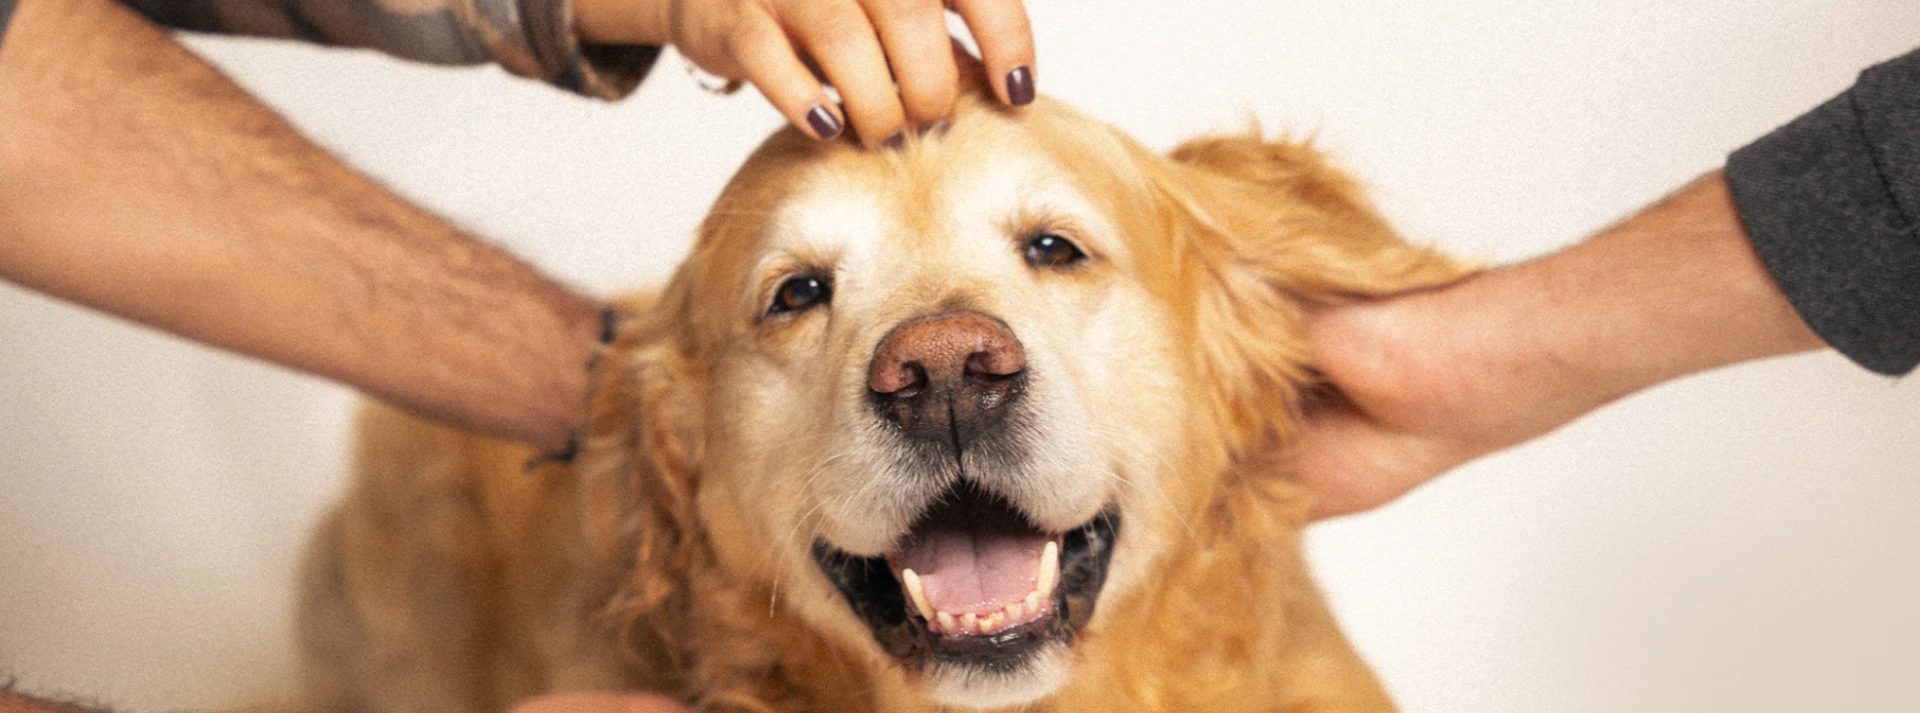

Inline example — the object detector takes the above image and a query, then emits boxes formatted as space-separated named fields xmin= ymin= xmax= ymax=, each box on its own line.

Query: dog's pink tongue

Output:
xmin=896 ymin=527 xmax=1047 ymax=615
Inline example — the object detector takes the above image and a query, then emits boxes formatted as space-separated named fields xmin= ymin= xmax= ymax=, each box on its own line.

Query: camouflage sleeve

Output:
xmin=119 ymin=0 xmax=658 ymax=100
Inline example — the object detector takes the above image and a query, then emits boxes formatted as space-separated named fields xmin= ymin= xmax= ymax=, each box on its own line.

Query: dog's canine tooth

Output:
xmin=1038 ymin=540 xmax=1060 ymax=598
xmin=902 ymin=568 xmax=936 ymax=622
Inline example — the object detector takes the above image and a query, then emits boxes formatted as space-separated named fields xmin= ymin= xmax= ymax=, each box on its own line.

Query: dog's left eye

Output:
xmin=768 ymin=275 xmax=833 ymax=315
xmin=1023 ymin=233 xmax=1087 ymax=268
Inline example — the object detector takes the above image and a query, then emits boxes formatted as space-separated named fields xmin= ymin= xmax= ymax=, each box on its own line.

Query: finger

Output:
xmin=729 ymin=8 xmax=847 ymax=140
xmin=786 ymin=0 xmax=909 ymax=146
xmin=947 ymin=0 xmax=1035 ymax=106
xmin=949 ymin=36 xmax=987 ymax=88
xmin=863 ymin=0 xmax=959 ymax=127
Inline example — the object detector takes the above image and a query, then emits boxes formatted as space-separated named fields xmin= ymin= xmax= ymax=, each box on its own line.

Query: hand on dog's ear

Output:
xmin=1160 ymin=133 xmax=1475 ymax=492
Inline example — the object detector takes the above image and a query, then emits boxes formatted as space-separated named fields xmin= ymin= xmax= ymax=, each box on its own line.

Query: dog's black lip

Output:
xmin=811 ymin=503 xmax=1121 ymax=669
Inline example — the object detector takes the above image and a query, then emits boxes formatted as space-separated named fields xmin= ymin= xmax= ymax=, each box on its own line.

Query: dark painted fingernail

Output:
xmin=880 ymin=132 xmax=908 ymax=150
xmin=1005 ymin=66 xmax=1035 ymax=106
xmin=806 ymin=104 xmax=843 ymax=140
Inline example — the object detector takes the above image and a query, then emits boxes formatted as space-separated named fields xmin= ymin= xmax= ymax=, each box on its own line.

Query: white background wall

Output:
xmin=4 ymin=1 xmax=1918 ymax=711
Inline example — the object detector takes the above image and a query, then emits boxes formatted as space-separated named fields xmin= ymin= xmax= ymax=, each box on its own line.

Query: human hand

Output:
xmin=574 ymin=0 xmax=1035 ymax=145
xmin=1290 ymin=173 xmax=1824 ymax=520
xmin=510 ymin=692 xmax=694 ymax=713
xmin=1290 ymin=283 xmax=1581 ymax=520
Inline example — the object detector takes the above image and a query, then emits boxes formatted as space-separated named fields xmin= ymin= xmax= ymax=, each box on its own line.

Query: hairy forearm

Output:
xmin=1473 ymin=172 xmax=1824 ymax=430
xmin=0 ymin=0 xmax=598 ymax=450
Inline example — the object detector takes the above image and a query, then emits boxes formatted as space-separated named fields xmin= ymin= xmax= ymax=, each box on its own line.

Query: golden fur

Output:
xmin=297 ymin=93 xmax=1469 ymax=713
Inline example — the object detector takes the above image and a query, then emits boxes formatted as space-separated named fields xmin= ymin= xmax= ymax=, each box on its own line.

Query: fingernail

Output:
xmin=1005 ymin=66 xmax=1035 ymax=106
xmin=806 ymin=104 xmax=843 ymax=140
xmin=880 ymin=132 xmax=907 ymax=150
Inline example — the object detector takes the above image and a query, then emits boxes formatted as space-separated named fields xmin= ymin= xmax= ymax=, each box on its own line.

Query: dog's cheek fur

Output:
xmin=581 ymin=291 xmax=889 ymax=712
xmin=1039 ymin=132 xmax=1477 ymax=710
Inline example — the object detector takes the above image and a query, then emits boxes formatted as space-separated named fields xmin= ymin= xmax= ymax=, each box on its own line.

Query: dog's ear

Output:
xmin=574 ymin=285 xmax=707 ymax=624
xmin=1157 ymin=132 xmax=1473 ymax=456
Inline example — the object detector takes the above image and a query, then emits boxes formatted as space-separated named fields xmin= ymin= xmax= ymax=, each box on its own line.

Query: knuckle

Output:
xmin=867 ymin=0 xmax=938 ymax=21
xmin=897 ymin=76 xmax=956 ymax=122
xmin=725 ymin=22 xmax=776 ymax=63
xmin=804 ymin=3 xmax=873 ymax=43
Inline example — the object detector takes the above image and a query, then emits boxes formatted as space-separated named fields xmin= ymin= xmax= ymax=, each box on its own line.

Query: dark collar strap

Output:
xmin=600 ymin=304 xmax=619 ymax=345
xmin=524 ymin=304 xmax=621 ymax=470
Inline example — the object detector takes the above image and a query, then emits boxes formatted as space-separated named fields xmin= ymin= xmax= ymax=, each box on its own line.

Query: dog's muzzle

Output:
xmin=812 ymin=310 xmax=1120 ymax=672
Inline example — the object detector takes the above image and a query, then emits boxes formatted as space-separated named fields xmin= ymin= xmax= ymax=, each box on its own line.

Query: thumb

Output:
xmin=1291 ymin=403 xmax=1483 ymax=520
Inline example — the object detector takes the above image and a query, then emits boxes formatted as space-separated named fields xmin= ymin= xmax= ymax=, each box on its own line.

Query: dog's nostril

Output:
xmin=873 ymin=360 xmax=928 ymax=398
xmin=965 ymin=350 xmax=1025 ymax=380
xmin=886 ymin=363 xmax=928 ymax=399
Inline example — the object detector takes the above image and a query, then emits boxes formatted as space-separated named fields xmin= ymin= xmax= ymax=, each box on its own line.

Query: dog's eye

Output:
xmin=1023 ymin=233 xmax=1087 ymax=268
xmin=769 ymin=275 xmax=832 ymax=315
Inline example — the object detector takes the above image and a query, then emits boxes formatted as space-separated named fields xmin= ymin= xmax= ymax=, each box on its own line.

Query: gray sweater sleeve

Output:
xmin=1726 ymin=48 xmax=1920 ymax=376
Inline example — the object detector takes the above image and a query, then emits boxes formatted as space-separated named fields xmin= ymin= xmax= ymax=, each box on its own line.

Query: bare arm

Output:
xmin=1295 ymin=172 xmax=1826 ymax=519
xmin=0 ymin=0 xmax=602 ymax=451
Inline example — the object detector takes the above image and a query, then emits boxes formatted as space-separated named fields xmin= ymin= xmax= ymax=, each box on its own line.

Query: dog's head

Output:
xmin=580 ymin=93 xmax=1465 ymax=709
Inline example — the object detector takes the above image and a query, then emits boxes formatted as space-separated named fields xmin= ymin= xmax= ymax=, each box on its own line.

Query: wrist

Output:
xmin=574 ymin=0 xmax=670 ymax=46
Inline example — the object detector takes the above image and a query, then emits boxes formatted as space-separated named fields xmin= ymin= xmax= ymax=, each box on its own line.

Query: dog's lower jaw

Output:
xmin=923 ymin=642 xmax=1071 ymax=709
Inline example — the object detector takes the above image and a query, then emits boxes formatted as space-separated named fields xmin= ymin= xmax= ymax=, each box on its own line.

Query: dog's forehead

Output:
xmin=760 ymin=116 xmax=1135 ymax=261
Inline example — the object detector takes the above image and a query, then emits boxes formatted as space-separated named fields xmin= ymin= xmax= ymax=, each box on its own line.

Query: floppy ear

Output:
xmin=1159 ymin=131 xmax=1473 ymax=458
xmin=573 ymin=284 xmax=708 ymax=628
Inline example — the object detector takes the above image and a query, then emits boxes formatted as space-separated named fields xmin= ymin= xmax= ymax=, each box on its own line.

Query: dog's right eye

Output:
xmin=1023 ymin=233 xmax=1088 ymax=269
xmin=768 ymin=275 xmax=833 ymax=316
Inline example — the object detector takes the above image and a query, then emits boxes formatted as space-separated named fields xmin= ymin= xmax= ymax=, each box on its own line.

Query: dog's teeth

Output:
xmin=1038 ymin=540 xmax=1060 ymax=598
xmin=1003 ymin=600 xmax=1023 ymax=618
xmin=1023 ymin=590 xmax=1042 ymax=616
xmin=960 ymin=612 xmax=978 ymax=634
xmin=982 ymin=611 xmax=1004 ymax=633
xmin=936 ymin=611 xmax=956 ymax=633
xmin=901 ymin=568 xmax=936 ymax=622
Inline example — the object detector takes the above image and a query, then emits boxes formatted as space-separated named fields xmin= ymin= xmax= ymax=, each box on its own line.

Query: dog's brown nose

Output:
xmin=868 ymin=311 xmax=1027 ymax=444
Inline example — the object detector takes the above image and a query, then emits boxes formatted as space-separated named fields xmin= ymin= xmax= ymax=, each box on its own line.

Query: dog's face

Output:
xmin=597 ymin=93 xmax=1465 ymax=709
xmin=696 ymin=98 xmax=1188 ymax=708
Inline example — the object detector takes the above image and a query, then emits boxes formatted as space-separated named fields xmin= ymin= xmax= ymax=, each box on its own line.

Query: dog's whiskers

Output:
xmin=766 ymin=442 xmax=874 ymax=613
xmin=1082 ymin=421 xmax=1198 ymax=540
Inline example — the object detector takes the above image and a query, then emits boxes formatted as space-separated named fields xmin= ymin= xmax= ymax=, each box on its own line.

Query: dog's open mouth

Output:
xmin=811 ymin=482 xmax=1119 ymax=669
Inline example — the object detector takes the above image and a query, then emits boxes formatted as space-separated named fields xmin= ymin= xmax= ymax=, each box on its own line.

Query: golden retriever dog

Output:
xmin=296 ymin=91 xmax=1468 ymax=713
